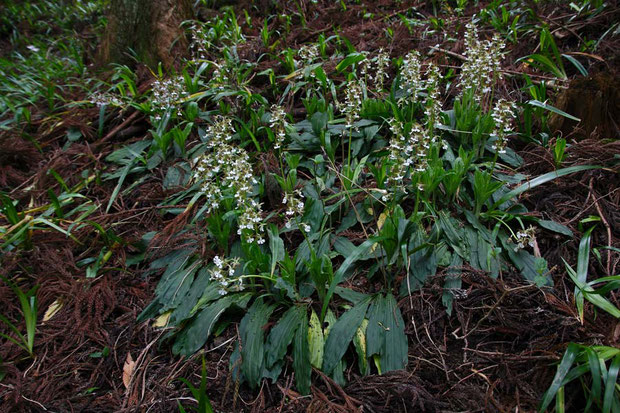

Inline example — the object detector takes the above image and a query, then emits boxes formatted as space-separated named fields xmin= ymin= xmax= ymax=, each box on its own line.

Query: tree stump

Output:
xmin=99 ymin=0 xmax=193 ymax=69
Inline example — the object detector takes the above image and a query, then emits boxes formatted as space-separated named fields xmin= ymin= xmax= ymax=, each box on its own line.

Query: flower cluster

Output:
xmin=424 ymin=63 xmax=443 ymax=128
xmin=387 ymin=121 xmax=437 ymax=192
xmin=514 ymin=226 xmax=537 ymax=251
xmin=298 ymin=44 xmax=319 ymax=64
xmin=209 ymin=255 xmax=243 ymax=295
xmin=358 ymin=49 xmax=390 ymax=91
xmin=89 ymin=92 xmax=123 ymax=108
xmin=458 ymin=22 xmax=505 ymax=102
xmin=295 ymin=44 xmax=319 ymax=80
xmin=151 ymin=76 xmax=188 ymax=120
xmin=398 ymin=51 xmax=423 ymax=105
xmin=209 ymin=61 xmax=231 ymax=91
xmin=189 ymin=23 xmax=212 ymax=61
xmin=358 ymin=51 xmax=372 ymax=80
xmin=374 ymin=49 xmax=390 ymax=90
xmin=490 ymin=99 xmax=516 ymax=154
xmin=193 ymin=116 xmax=265 ymax=244
xmin=282 ymin=189 xmax=309 ymax=232
xmin=338 ymin=79 xmax=364 ymax=131
xmin=269 ymin=105 xmax=288 ymax=149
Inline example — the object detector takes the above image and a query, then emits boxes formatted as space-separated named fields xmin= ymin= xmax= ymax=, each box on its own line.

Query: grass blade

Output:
xmin=493 ymin=165 xmax=600 ymax=210
xmin=539 ymin=343 xmax=579 ymax=412
xmin=603 ymin=354 xmax=620 ymax=413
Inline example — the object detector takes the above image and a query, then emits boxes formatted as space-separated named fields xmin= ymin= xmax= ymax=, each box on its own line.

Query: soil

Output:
xmin=1 ymin=1 xmax=619 ymax=412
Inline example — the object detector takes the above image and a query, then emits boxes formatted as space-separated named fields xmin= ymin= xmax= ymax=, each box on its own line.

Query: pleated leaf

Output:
xmin=265 ymin=306 xmax=304 ymax=368
xmin=366 ymin=293 xmax=408 ymax=372
xmin=240 ymin=298 xmax=276 ymax=389
xmin=293 ymin=310 xmax=311 ymax=395
xmin=322 ymin=298 xmax=371 ymax=375
xmin=172 ymin=293 xmax=250 ymax=356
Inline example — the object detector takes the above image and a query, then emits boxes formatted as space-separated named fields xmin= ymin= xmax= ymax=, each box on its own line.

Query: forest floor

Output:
xmin=1 ymin=1 xmax=619 ymax=412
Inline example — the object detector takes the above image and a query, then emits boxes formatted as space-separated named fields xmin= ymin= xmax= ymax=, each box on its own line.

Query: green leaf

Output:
xmin=352 ymin=318 xmax=370 ymax=375
xmin=576 ymin=226 xmax=594 ymax=323
xmin=322 ymin=297 xmax=371 ymax=375
xmin=365 ymin=293 xmax=408 ymax=372
xmin=585 ymin=347 xmax=602 ymax=408
xmin=538 ymin=219 xmax=573 ymax=237
xmin=493 ymin=165 xmax=600 ymax=211
xmin=106 ymin=161 xmax=133 ymax=213
xmin=239 ymin=298 xmax=276 ymax=389
xmin=321 ymin=237 xmax=381 ymax=320
xmin=293 ymin=310 xmax=311 ymax=395
xmin=562 ymin=54 xmax=588 ymax=77
xmin=336 ymin=53 xmax=365 ymax=72
xmin=268 ymin=225 xmax=285 ymax=277
xmin=566 ymin=264 xmax=620 ymax=319
xmin=265 ymin=306 xmax=303 ymax=368
xmin=173 ymin=294 xmax=249 ymax=355
xmin=602 ymin=354 xmax=620 ymax=413
xmin=539 ymin=343 xmax=580 ymax=412
xmin=334 ymin=286 xmax=369 ymax=304
xmin=527 ymin=100 xmax=580 ymax=121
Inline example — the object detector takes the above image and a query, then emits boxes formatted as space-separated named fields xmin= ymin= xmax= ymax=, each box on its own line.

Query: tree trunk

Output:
xmin=99 ymin=0 xmax=193 ymax=69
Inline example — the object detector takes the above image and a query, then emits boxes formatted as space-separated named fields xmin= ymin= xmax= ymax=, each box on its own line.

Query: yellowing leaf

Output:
xmin=370 ymin=211 xmax=388 ymax=252
xmin=122 ymin=352 xmax=135 ymax=389
xmin=376 ymin=211 xmax=388 ymax=230
xmin=152 ymin=311 xmax=171 ymax=328
xmin=308 ymin=310 xmax=324 ymax=369
xmin=42 ymin=298 xmax=63 ymax=322
xmin=353 ymin=318 xmax=369 ymax=375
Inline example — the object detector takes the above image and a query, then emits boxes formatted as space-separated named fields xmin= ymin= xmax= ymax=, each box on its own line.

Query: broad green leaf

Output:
xmin=334 ymin=286 xmax=369 ymax=304
xmin=265 ymin=306 xmax=304 ymax=368
xmin=365 ymin=293 xmax=408 ymax=372
xmin=268 ymin=225 xmax=285 ymax=277
xmin=321 ymin=237 xmax=382 ymax=320
xmin=169 ymin=268 xmax=213 ymax=324
xmin=239 ymin=298 xmax=276 ymax=388
xmin=293 ymin=310 xmax=311 ymax=395
xmin=173 ymin=294 xmax=250 ymax=355
xmin=322 ymin=298 xmax=371 ymax=375
xmin=538 ymin=219 xmax=573 ymax=237
xmin=336 ymin=53 xmax=365 ymax=72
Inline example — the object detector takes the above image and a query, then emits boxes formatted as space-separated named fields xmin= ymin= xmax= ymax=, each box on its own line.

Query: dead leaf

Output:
xmin=122 ymin=352 xmax=135 ymax=389
xmin=42 ymin=298 xmax=63 ymax=322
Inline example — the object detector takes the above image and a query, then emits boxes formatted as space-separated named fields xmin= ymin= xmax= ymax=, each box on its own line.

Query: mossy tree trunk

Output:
xmin=99 ymin=0 xmax=193 ymax=69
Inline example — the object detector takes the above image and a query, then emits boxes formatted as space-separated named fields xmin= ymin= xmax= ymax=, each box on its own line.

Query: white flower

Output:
xmin=458 ymin=23 xmax=505 ymax=102
xmin=490 ymin=99 xmax=516 ymax=154
xmin=399 ymin=51 xmax=422 ymax=105
xmin=193 ymin=116 xmax=265 ymax=245
xmin=151 ymin=76 xmax=187 ymax=117
xmin=269 ymin=105 xmax=288 ymax=149
xmin=338 ymin=79 xmax=364 ymax=131
xmin=209 ymin=257 xmax=242 ymax=295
